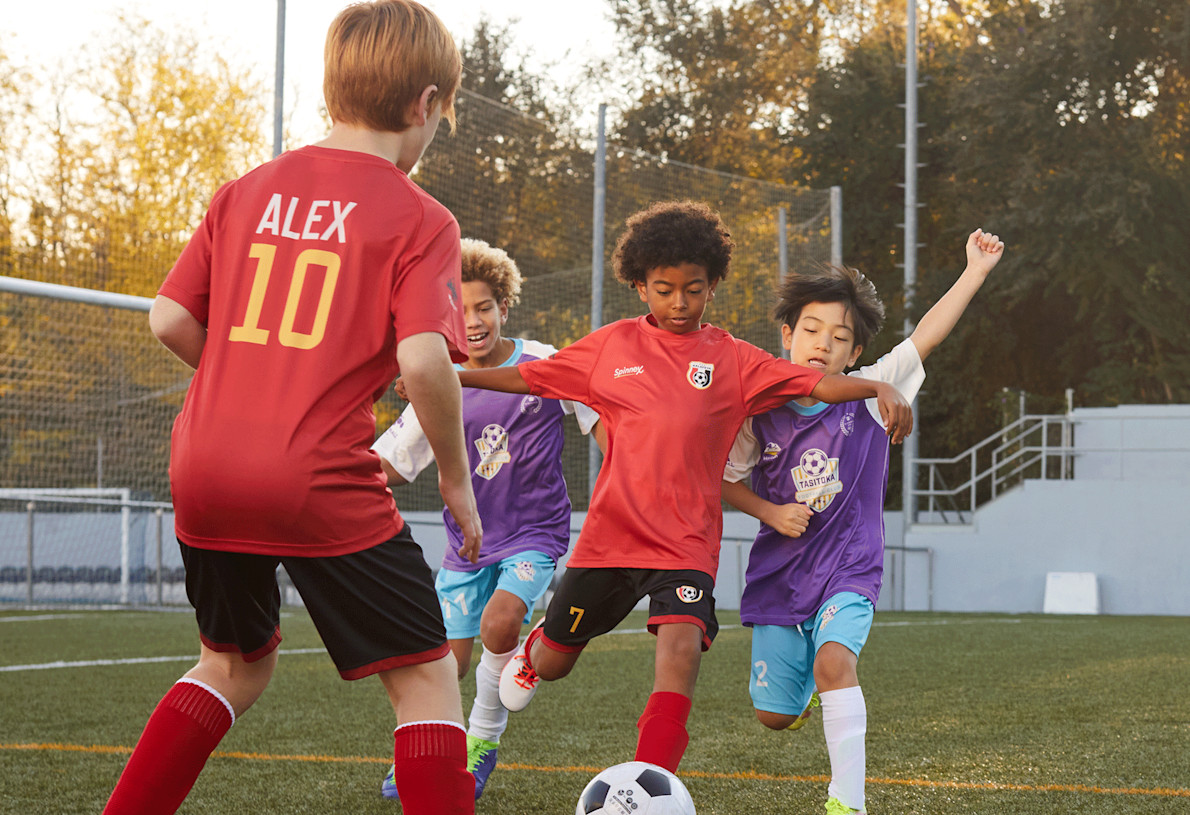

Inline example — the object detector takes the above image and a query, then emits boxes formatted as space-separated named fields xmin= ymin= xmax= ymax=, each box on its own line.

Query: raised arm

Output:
xmin=149 ymin=296 xmax=207 ymax=369
xmin=397 ymin=332 xmax=482 ymax=563
xmin=811 ymin=374 xmax=913 ymax=444
xmin=910 ymin=228 xmax=1004 ymax=362
xmin=457 ymin=365 xmax=531 ymax=393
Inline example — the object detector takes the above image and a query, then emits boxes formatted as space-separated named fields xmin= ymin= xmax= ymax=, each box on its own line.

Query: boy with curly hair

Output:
xmin=105 ymin=3 xmax=481 ymax=812
xmin=723 ymin=228 xmax=1004 ymax=815
xmin=453 ymin=200 xmax=913 ymax=773
xmin=373 ymin=238 xmax=599 ymax=799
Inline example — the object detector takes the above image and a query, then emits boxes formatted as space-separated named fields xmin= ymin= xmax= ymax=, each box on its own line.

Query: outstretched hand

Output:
xmin=393 ymin=376 xmax=408 ymax=401
xmin=966 ymin=228 xmax=1005 ymax=277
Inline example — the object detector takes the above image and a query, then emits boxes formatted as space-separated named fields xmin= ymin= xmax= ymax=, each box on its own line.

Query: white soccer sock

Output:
xmin=466 ymin=644 xmax=518 ymax=743
xmin=820 ymin=685 xmax=867 ymax=812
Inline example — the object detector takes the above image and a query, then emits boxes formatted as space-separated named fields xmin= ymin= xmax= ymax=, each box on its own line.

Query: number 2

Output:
xmin=754 ymin=659 xmax=769 ymax=687
xmin=229 ymin=243 xmax=341 ymax=349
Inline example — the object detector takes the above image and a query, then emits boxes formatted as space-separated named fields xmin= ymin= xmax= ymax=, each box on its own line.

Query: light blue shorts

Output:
xmin=434 ymin=550 xmax=556 ymax=640
xmin=748 ymin=591 xmax=874 ymax=716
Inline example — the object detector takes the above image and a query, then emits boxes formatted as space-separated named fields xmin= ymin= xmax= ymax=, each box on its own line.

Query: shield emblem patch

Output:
xmin=686 ymin=361 xmax=714 ymax=390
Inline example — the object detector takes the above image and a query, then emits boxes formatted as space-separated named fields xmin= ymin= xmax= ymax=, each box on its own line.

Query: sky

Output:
xmin=2 ymin=0 xmax=618 ymax=143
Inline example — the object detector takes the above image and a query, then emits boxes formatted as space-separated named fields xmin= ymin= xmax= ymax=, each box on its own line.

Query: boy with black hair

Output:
xmin=723 ymin=228 xmax=1004 ymax=815
xmin=105 ymin=3 xmax=481 ymax=812
xmin=453 ymin=200 xmax=913 ymax=773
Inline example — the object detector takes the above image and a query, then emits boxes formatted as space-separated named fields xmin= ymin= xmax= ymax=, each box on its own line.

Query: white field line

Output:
xmin=0 ymin=617 xmax=1024 ymax=673
xmin=0 ymin=648 xmax=326 ymax=673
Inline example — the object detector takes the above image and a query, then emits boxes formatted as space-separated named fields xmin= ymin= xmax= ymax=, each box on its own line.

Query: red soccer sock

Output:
xmin=634 ymin=691 xmax=692 ymax=772
xmin=392 ymin=721 xmax=473 ymax=814
xmin=103 ymin=679 xmax=234 ymax=814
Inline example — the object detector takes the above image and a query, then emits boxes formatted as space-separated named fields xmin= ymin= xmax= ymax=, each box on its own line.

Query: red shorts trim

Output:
xmin=647 ymin=614 xmax=713 ymax=651
xmin=199 ymin=626 xmax=283 ymax=663
xmin=339 ymin=641 xmax=452 ymax=680
xmin=540 ymin=631 xmax=586 ymax=654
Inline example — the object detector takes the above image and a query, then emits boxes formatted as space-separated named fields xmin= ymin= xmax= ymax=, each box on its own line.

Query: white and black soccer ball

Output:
xmin=800 ymin=447 xmax=829 ymax=477
xmin=480 ymin=423 xmax=507 ymax=451
xmin=576 ymin=761 xmax=696 ymax=815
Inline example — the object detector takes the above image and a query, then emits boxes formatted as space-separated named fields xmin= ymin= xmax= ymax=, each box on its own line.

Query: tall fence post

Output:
xmin=829 ymin=186 xmax=843 ymax=266
xmin=120 ymin=489 xmax=132 ymax=605
xmin=777 ymin=207 xmax=789 ymax=359
xmin=155 ymin=507 xmax=164 ymax=606
xmin=26 ymin=501 xmax=35 ymax=605
xmin=588 ymin=103 xmax=607 ymax=499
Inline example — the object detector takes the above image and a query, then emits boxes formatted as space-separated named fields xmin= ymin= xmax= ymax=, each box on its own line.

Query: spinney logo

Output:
xmin=614 ymin=365 xmax=645 ymax=378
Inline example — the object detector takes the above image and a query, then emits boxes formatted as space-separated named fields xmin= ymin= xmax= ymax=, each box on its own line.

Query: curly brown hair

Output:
xmin=460 ymin=238 xmax=522 ymax=306
xmin=773 ymin=264 xmax=885 ymax=351
xmin=612 ymin=200 xmax=734 ymax=286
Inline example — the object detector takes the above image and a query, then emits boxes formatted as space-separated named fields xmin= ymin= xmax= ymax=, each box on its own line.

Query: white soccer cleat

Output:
xmin=499 ymin=643 xmax=541 ymax=712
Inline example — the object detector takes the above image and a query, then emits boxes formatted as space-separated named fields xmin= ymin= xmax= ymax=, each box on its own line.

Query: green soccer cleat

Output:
xmin=787 ymin=691 xmax=821 ymax=731
xmin=466 ymin=734 xmax=499 ymax=799
xmin=825 ymin=796 xmax=865 ymax=815
xmin=380 ymin=763 xmax=399 ymax=800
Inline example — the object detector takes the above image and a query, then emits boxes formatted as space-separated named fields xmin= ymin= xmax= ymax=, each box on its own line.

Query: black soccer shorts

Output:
xmin=181 ymin=525 xmax=449 ymax=679
xmin=541 ymin=566 xmax=718 ymax=652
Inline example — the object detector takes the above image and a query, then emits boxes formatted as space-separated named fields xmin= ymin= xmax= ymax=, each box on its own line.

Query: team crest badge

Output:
xmin=686 ymin=361 xmax=714 ymax=390
xmin=675 ymin=585 xmax=703 ymax=604
xmin=820 ymin=603 xmax=839 ymax=629
xmin=514 ymin=560 xmax=537 ymax=582
xmin=791 ymin=447 xmax=842 ymax=511
xmin=520 ymin=395 xmax=543 ymax=415
xmin=474 ymin=423 xmax=512 ymax=480
xmin=840 ymin=409 xmax=855 ymax=437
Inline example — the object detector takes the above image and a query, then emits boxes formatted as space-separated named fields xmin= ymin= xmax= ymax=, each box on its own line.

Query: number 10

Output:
xmin=229 ymin=243 xmax=342 ymax=350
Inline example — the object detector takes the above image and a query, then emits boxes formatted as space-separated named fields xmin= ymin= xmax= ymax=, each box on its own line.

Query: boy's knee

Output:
xmin=479 ymin=615 xmax=523 ymax=654
xmin=755 ymin=708 xmax=795 ymax=730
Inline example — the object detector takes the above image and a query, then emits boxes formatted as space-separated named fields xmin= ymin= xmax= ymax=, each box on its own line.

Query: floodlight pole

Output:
xmin=902 ymin=2 xmax=920 ymax=553
xmin=273 ymin=0 xmax=286 ymax=159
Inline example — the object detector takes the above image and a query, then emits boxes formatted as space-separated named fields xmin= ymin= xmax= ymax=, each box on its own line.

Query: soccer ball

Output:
xmin=800 ymin=448 xmax=828 ymax=477
xmin=576 ymin=761 xmax=696 ymax=815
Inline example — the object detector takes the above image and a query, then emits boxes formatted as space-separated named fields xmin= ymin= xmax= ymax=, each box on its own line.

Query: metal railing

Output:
xmin=912 ymin=410 xmax=1190 ymax=524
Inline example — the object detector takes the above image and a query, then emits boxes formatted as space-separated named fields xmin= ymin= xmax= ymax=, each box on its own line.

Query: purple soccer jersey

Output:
xmin=726 ymin=339 xmax=925 ymax=625
xmin=373 ymin=339 xmax=598 ymax=571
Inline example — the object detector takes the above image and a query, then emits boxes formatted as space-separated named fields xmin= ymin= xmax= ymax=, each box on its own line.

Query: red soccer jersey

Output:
xmin=519 ymin=315 xmax=824 ymax=578
xmin=160 ymin=145 xmax=467 ymax=557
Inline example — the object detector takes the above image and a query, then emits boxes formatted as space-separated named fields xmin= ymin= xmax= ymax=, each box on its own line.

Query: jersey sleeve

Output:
xmin=391 ymin=210 xmax=467 ymax=364
xmin=371 ymin=404 xmax=435 ymax=482
xmin=854 ymin=338 xmax=926 ymax=424
xmin=734 ymin=339 xmax=825 ymax=415
xmin=158 ymin=186 xmax=231 ymax=325
xmin=723 ymin=417 xmax=760 ymax=483
xmin=518 ymin=330 xmax=604 ymax=406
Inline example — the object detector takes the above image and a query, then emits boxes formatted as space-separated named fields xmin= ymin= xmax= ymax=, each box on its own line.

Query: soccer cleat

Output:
xmin=825 ymin=796 xmax=865 ymax=815
xmin=499 ymin=621 xmax=544 ymax=712
xmin=467 ymin=734 xmax=499 ymax=799
xmin=380 ymin=763 xmax=399 ymax=800
xmin=787 ymin=691 xmax=821 ymax=731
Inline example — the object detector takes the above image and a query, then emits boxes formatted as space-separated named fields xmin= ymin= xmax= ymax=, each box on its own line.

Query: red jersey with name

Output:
xmin=160 ymin=145 xmax=467 ymax=557
xmin=518 ymin=315 xmax=824 ymax=578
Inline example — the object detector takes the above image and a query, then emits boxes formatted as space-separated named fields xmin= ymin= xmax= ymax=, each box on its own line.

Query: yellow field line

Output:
xmin=4 ymin=743 xmax=1187 ymax=798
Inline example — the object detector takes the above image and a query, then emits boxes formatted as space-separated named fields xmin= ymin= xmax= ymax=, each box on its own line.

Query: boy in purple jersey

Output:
xmin=372 ymin=238 xmax=600 ymax=800
xmin=722 ymin=228 xmax=1004 ymax=815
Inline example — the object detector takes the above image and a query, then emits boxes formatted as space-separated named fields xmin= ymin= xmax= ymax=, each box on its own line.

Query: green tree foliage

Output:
xmin=608 ymin=0 xmax=1190 ymax=467
xmin=0 ymin=16 xmax=267 ymax=495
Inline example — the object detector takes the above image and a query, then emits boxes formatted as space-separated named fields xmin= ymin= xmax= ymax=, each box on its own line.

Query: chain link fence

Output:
xmin=0 ymin=89 xmax=835 ymax=605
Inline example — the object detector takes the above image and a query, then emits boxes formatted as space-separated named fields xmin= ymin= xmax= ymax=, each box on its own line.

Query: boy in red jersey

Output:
xmin=455 ymin=200 xmax=912 ymax=774
xmin=102 ymin=3 xmax=481 ymax=813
